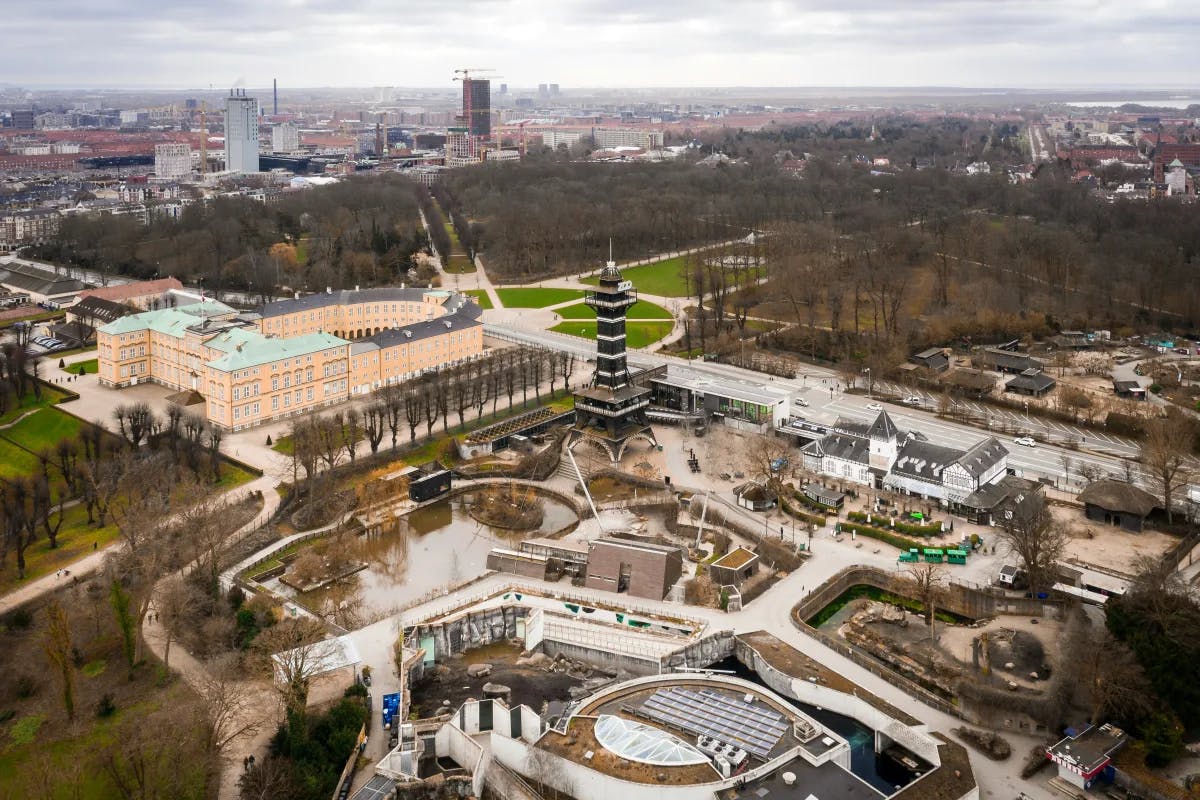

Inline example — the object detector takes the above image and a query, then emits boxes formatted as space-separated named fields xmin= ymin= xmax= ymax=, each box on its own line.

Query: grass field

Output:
xmin=0 ymin=385 xmax=69 ymax=426
xmin=550 ymin=321 xmax=673 ymax=349
xmin=582 ymin=256 xmax=691 ymax=297
xmin=0 ymin=437 xmax=41 ymax=480
xmin=3 ymin=407 xmax=84 ymax=453
xmin=0 ymin=503 xmax=119 ymax=594
xmin=496 ymin=288 xmax=585 ymax=308
xmin=63 ymin=358 xmax=98 ymax=374
xmin=555 ymin=299 xmax=673 ymax=320
xmin=464 ymin=290 xmax=493 ymax=310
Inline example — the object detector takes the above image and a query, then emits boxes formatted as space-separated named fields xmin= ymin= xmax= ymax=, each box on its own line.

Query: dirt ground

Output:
xmin=938 ymin=615 xmax=1064 ymax=690
xmin=408 ymin=641 xmax=588 ymax=718
xmin=1050 ymin=504 xmax=1177 ymax=576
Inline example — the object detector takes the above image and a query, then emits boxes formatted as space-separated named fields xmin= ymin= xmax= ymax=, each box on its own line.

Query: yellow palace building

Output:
xmin=97 ymin=287 xmax=484 ymax=430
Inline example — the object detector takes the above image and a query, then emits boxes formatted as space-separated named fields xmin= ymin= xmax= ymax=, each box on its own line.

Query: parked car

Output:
xmin=866 ymin=403 xmax=883 ymax=412
xmin=903 ymin=396 xmax=921 ymax=406
xmin=1014 ymin=436 xmax=1036 ymax=447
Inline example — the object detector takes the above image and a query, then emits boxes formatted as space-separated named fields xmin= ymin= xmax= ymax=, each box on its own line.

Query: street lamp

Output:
xmin=864 ymin=367 xmax=872 ymax=399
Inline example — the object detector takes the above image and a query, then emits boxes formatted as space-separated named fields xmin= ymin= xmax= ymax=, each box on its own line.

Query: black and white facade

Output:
xmin=570 ymin=258 xmax=656 ymax=461
xmin=801 ymin=409 xmax=1008 ymax=506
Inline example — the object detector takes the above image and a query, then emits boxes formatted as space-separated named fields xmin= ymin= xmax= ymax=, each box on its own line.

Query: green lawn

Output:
xmin=0 ymin=437 xmax=41 ymax=480
xmin=445 ymin=255 xmax=475 ymax=273
xmin=495 ymin=288 xmax=585 ymax=308
xmin=63 ymin=358 xmax=98 ymax=374
xmin=465 ymin=290 xmax=493 ymax=310
xmin=3 ymin=407 xmax=84 ymax=453
xmin=555 ymin=299 xmax=673 ymax=320
xmin=0 ymin=503 xmax=119 ymax=594
xmin=550 ymin=321 xmax=674 ymax=349
xmin=0 ymin=385 xmax=69 ymax=426
xmin=216 ymin=459 xmax=258 ymax=490
xmin=582 ymin=256 xmax=692 ymax=297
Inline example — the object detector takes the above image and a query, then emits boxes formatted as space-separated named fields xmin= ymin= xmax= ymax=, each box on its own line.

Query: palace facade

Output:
xmin=97 ymin=287 xmax=484 ymax=430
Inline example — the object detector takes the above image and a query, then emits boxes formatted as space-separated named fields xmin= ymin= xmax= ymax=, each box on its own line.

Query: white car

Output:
xmin=1014 ymin=436 xmax=1037 ymax=447
xmin=903 ymin=396 xmax=922 ymax=406
xmin=793 ymin=397 xmax=809 ymax=407
xmin=866 ymin=403 xmax=883 ymax=412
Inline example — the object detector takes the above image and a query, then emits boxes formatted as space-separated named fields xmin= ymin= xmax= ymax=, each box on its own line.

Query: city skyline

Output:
xmin=3 ymin=0 xmax=1199 ymax=90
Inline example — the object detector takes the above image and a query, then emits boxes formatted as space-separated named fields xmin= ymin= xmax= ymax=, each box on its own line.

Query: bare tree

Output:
xmin=902 ymin=562 xmax=947 ymax=633
xmin=253 ymin=617 xmax=335 ymax=718
xmin=43 ymin=600 xmax=76 ymax=721
xmin=1074 ymin=629 xmax=1155 ymax=724
xmin=193 ymin=653 xmax=265 ymax=759
xmin=362 ymin=402 xmax=386 ymax=455
xmin=1140 ymin=414 xmax=1194 ymax=524
xmin=994 ymin=492 xmax=1067 ymax=595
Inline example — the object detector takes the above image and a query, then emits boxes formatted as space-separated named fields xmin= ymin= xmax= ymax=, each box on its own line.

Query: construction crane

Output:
xmin=198 ymin=101 xmax=208 ymax=175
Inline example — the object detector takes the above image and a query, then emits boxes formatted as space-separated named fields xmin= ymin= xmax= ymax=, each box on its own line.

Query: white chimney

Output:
xmin=326 ymin=286 xmax=332 ymax=294
xmin=294 ymin=291 xmax=299 ymax=300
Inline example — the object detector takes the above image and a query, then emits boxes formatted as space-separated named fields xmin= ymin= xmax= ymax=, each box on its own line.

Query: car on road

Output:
xmin=866 ymin=403 xmax=883 ymax=412
xmin=1014 ymin=436 xmax=1037 ymax=447
xmin=793 ymin=397 xmax=809 ymax=407
xmin=903 ymin=396 xmax=921 ymax=406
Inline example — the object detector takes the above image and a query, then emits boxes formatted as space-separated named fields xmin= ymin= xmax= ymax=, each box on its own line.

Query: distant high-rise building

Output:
xmin=549 ymin=83 xmax=560 ymax=97
xmin=271 ymin=122 xmax=299 ymax=154
xmin=11 ymin=109 xmax=35 ymax=129
xmin=223 ymin=90 xmax=260 ymax=173
xmin=154 ymin=143 xmax=192 ymax=180
xmin=498 ymin=83 xmax=508 ymax=95
xmin=461 ymin=78 xmax=491 ymax=137
xmin=445 ymin=127 xmax=478 ymax=168
xmin=185 ymin=99 xmax=199 ymax=111
xmin=538 ymin=84 xmax=548 ymax=98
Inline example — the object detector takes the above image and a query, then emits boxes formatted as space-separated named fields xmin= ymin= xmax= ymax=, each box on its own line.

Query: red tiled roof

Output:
xmin=78 ymin=277 xmax=183 ymax=303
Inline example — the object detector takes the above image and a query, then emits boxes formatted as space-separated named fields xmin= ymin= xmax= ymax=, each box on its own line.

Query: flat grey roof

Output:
xmin=652 ymin=365 xmax=789 ymax=407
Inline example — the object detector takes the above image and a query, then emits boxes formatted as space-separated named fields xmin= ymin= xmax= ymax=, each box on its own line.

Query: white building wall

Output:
xmin=272 ymin=122 xmax=299 ymax=154
xmin=224 ymin=94 xmax=260 ymax=174
xmin=154 ymin=143 xmax=192 ymax=180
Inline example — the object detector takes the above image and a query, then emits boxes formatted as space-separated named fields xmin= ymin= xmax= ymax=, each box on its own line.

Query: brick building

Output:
xmin=584 ymin=538 xmax=683 ymax=600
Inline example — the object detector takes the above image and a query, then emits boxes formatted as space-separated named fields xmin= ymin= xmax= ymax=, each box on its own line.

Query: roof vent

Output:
xmin=236 ymin=343 xmax=243 ymax=352
xmin=294 ymin=291 xmax=299 ymax=300
xmin=404 ymin=330 xmax=412 ymax=338
xmin=355 ymin=284 xmax=359 ymax=292
xmin=326 ymin=286 xmax=332 ymax=294
xmin=444 ymin=321 xmax=451 ymax=328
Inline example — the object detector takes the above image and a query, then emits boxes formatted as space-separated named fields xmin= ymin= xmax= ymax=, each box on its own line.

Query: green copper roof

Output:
xmin=173 ymin=299 xmax=236 ymax=317
xmin=203 ymin=327 xmax=261 ymax=353
xmin=206 ymin=332 xmax=348 ymax=372
xmin=99 ymin=307 xmax=202 ymax=337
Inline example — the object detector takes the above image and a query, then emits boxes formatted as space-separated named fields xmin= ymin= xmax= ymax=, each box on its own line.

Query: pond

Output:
xmin=264 ymin=493 xmax=578 ymax=625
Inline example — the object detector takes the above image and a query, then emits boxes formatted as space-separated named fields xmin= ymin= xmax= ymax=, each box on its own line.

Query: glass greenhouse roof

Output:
xmin=594 ymin=714 xmax=710 ymax=767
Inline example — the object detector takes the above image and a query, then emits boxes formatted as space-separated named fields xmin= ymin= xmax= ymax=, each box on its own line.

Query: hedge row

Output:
xmin=791 ymin=489 xmax=837 ymax=515
xmin=781 ymin=498 xmax=825 ymax=527
xmin=837 ymin=522 xmax=926 ymax=553
xmin=847 ymin=510 xmax=943 ymax=537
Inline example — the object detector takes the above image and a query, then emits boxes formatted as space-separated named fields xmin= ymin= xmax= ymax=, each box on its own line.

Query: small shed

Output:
xmin=708 ymin=547 xmax=761 ymax=587
xmin=941 ymin=368 xmax=996 ymax=398
xmin=735 ymin=482 xmax=777 ymax=511
xmin=1111 ymin=380 xmax=1147 ymax=401
xmin=803 ymin=483 xmax=845 ymax=509
xmin=406 ymin=460 xmax=452 ymax=503
xmin=1004 ymin=370 xmax=1056 ymax=397
xmin=1077 ymin=480 xmax=1160 ymax=532
xmin=910 ymin=347 xmax=950 ymax=373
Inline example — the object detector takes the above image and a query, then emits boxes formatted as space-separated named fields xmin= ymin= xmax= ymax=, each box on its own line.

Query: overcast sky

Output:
xmin=6 ymin=0 xmax=1200 ymax=89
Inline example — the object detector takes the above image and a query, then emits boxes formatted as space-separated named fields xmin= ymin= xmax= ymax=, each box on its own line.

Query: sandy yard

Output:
xmin=1050 ymin=504 xmax=1178 ymax=576
xmin=938 ymin=614 xmax=1065 ymax=690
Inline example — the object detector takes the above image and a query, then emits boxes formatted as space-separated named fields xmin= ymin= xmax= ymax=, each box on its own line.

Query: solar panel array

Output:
xmin=640 ymin=687 xmax=788 ymax=759
xmin=349 ymin=775 xmax=396 ymax=800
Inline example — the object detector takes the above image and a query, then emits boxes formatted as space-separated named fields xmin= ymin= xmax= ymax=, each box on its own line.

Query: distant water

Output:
xmin=1065 ymin=99 xmax=1199 ymax=109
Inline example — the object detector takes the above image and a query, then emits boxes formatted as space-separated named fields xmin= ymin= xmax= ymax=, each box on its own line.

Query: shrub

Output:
xmin=847 ymin=511 xmax=942 ymax=537
xmin=9 ymin=714 xmax=45 ymax=746
xmin=228 ymin=584 xmax=246 ymax=612
xmin=14 ymin=674 xmax=39 ymax=699
xmin=266 ymin=434 xmax=273 ymax=447
xmin=3 ymin=607 xmax=34 ymax=630
xmin=837 ymin=522 xmax=926 ymax=552
xmin=343 ymin=683 xmax=368 ymax=699
xmin=96 ymin=693 xmax=117 ymax=718
xmin=780 ymin=498 xmax=823 ymax=527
